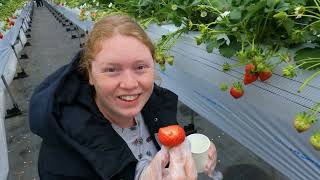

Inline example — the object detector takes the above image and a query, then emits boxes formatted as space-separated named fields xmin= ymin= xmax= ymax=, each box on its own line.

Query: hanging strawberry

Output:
xmin=259 ymin=68 xmax=272 ymax=81
xmin=245 ymin=63 xmax=256 ymax=74
xmin=244 ymin=63 xmax=258 ymax=85
xmin=310 ymin=132 xmax=320 ymax=151
xmin=158 ymin=125 xmax=186 ymax=147
xmin=230 ymin=82 xmax=244 ymax=99
xmin=243 ymin=73 xmax=258 ymax=85
xmin=9 ymin=21 xmax=15 ymax=26
xmin=0 ymin=32 xmax=3 ymax=39
xmin=293 ymin=112 xmax=317 ymax=133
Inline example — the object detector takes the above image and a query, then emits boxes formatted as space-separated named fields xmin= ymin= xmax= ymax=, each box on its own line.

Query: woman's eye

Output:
xmin=104 ymin=67 xmax=116 ymax=72
xmin=137 ymin=65 xmax=145 ymax=70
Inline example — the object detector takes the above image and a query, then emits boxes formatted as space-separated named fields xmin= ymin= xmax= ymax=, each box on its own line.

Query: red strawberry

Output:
xmin=259 ymin=68 xmax=272 ymax=81
xmin=158 ymin=125 xmax=186 ymax=147
xmin=0 ymin=32 xmax=3 ymax=39
xmin=245 ymin=63 xmax=255 ymax=74
xmin=243 ymin=73 xmax=258 ymax=85
xmin=9 ymin=21 xmax=15 ymax=26
xmin=6 ymin=18 xmax=10 ymax=22
xmin=230 ymin=82 xmax=244 ymax=99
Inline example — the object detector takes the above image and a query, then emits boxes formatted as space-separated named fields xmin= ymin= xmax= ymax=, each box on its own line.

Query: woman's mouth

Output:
xmin=118 ymin=94 xmax=140 ymax=102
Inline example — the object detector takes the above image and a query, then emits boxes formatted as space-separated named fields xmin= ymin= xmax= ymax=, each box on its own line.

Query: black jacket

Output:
xmin=29 ymin=51 xmax=178 ymax=180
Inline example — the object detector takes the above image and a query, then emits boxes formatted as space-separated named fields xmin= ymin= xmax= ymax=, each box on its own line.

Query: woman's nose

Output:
xmin=119 ymin=72 xmax=139 ymax=89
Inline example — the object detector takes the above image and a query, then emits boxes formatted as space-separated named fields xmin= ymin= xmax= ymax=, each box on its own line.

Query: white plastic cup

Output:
xmin=187 ymin=133 xmax=211 ymax=173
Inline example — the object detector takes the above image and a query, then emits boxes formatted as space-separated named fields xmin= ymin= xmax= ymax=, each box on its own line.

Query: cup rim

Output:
xmin=187 ymin=133 xmax=211 ymax=154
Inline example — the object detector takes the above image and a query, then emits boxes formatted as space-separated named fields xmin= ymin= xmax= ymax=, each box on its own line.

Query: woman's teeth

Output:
xmin=119 ymin=95 xmax=139 ymax=101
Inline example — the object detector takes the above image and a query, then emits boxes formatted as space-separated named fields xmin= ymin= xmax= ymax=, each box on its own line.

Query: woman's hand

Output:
xmin=203 ymin=143 xmax=218 ymax=177
xmin=166 ymin=140 xmax=197 ymax=180
xmin=139 ymin=146 xmax=170 ymax=180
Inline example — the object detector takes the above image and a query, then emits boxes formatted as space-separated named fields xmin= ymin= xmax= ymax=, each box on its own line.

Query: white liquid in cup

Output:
xmin=187 ymin=133 xmax=211 ymax=173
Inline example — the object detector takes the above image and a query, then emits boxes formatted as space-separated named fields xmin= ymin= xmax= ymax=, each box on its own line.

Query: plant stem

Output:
xmin=288 ymin=14 xmax=320 ymax=20
xmin=305 ymin=9 xmax=320 ymax=17
xmin=314 ymin=0 xmax=320 ymax=12
xmin=302 ymin=19 xmax=320 ymax=30
xmin=298 ymin=70 xmax=320 ymax=92
xmin=295 ymin=57 xmax=320 ymax=63
xmin=294 ymin=61 xmax=320 ymax=69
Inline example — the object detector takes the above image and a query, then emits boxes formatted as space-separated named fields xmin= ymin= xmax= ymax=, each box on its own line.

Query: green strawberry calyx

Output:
xmin=232 ymin=82 xmax=243 ymax=92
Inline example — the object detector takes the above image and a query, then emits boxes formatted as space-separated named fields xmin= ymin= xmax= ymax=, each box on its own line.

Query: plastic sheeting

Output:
xmin=3 ymin=3 xmax=33 ymax=46
xmin=146 ymin=24 xmax=320 ymax=180
xmin=0 ymin=2 xmax=32 ymax=180
xmin=47 ymin=1 xmax=93 ymax=32
xmin=0 ymin=51 xmax=18 ymax=180
xmin=0 ymin=90 xmax=8 ymax=180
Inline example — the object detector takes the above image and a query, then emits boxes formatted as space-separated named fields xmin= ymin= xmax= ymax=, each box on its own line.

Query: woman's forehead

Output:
xmin=93 ymin=35 xmax=153 ymax=64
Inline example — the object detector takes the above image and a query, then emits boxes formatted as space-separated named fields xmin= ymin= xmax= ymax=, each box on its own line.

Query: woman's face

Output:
xmin=89 ymin=34 xmax=155 ymax=124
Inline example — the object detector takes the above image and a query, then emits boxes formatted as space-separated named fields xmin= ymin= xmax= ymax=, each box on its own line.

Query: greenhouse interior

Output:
xmin=0 ymin=0 xmax=319 ymax=180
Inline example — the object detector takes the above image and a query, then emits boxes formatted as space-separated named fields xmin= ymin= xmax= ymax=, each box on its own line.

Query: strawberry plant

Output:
xmin=0 ymin=0 xmax=27 ymax=22
xmin=294 ymin=103 xmax=320 ymax=149
xmin=59 ymin=0 xmax=320 ymax=151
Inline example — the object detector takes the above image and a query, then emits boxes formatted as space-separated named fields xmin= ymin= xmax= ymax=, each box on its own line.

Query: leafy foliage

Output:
xmin=0 ymin=0 xmax=28 ymax=22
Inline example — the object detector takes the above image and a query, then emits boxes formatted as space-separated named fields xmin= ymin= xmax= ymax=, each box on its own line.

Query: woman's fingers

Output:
xmin=184 ymin=146 xmax=198 ymax=180
xmin=203 ymin=143 xmax=217 ymax=177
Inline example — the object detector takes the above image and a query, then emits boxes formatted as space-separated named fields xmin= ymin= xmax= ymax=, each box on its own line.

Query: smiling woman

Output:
xmin=29 ymin=14 xmax=217 ymax=180
xmin=82 ymin=19 xmax=154 ymax=128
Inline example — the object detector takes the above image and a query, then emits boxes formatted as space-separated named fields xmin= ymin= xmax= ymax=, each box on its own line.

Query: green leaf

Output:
xmin=206 ymin=39 xmax=219 ymax=53
xmin=219 ymin=44 xmax=237 ymax=58
xmin=294 ymin=48 xmax=320 ymax=70
xmin=114 ymin=0 xmax=126 ymax=3
xmin=218 ymin=36 xmax=241 ymax=58
xmin=281 ymin=18 xmax=295 ymax=35
xmin=311 ymin=21 xmax=320 ymax=31
xmin=229 ymin=8 xmax=241 ymax=20
xmin=266 ymin=0 xmax=275 ymax=8
xmin=243 ymin=1 xmax=266 ymax=21
xmin=207 ymin=0 xmax=230 ymax=10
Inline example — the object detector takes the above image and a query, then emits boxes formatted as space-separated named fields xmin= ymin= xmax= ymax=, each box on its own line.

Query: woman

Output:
xmin=29 ymin=15 xmax=217 ymax=179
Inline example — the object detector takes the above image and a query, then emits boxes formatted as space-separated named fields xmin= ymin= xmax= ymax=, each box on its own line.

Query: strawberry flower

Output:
xmin=294 ymin=6 xmax=305 ymax=19
xmin=216 ymin=11 xmax=230 ymax=22
xmin=200 ymin=11 xmax=207 ymax=18
xmin=171 ymin=4 xmax=178 ymax=11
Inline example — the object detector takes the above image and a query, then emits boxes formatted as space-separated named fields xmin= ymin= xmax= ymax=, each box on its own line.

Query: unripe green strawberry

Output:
xmin=160 ymin=64 xmax=166 ymax=71
xmin=166 ymin=56 xmax=174 ymax=66
xmin=293 ymin=112 xmax=317 ymax=133
xmin=219 ymin=83 xmax=228 ymax=91
xmin=310 ymin=132 xmax=320 ymax=151
xmin=223 ymin=62 xmax=231 ymax=72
